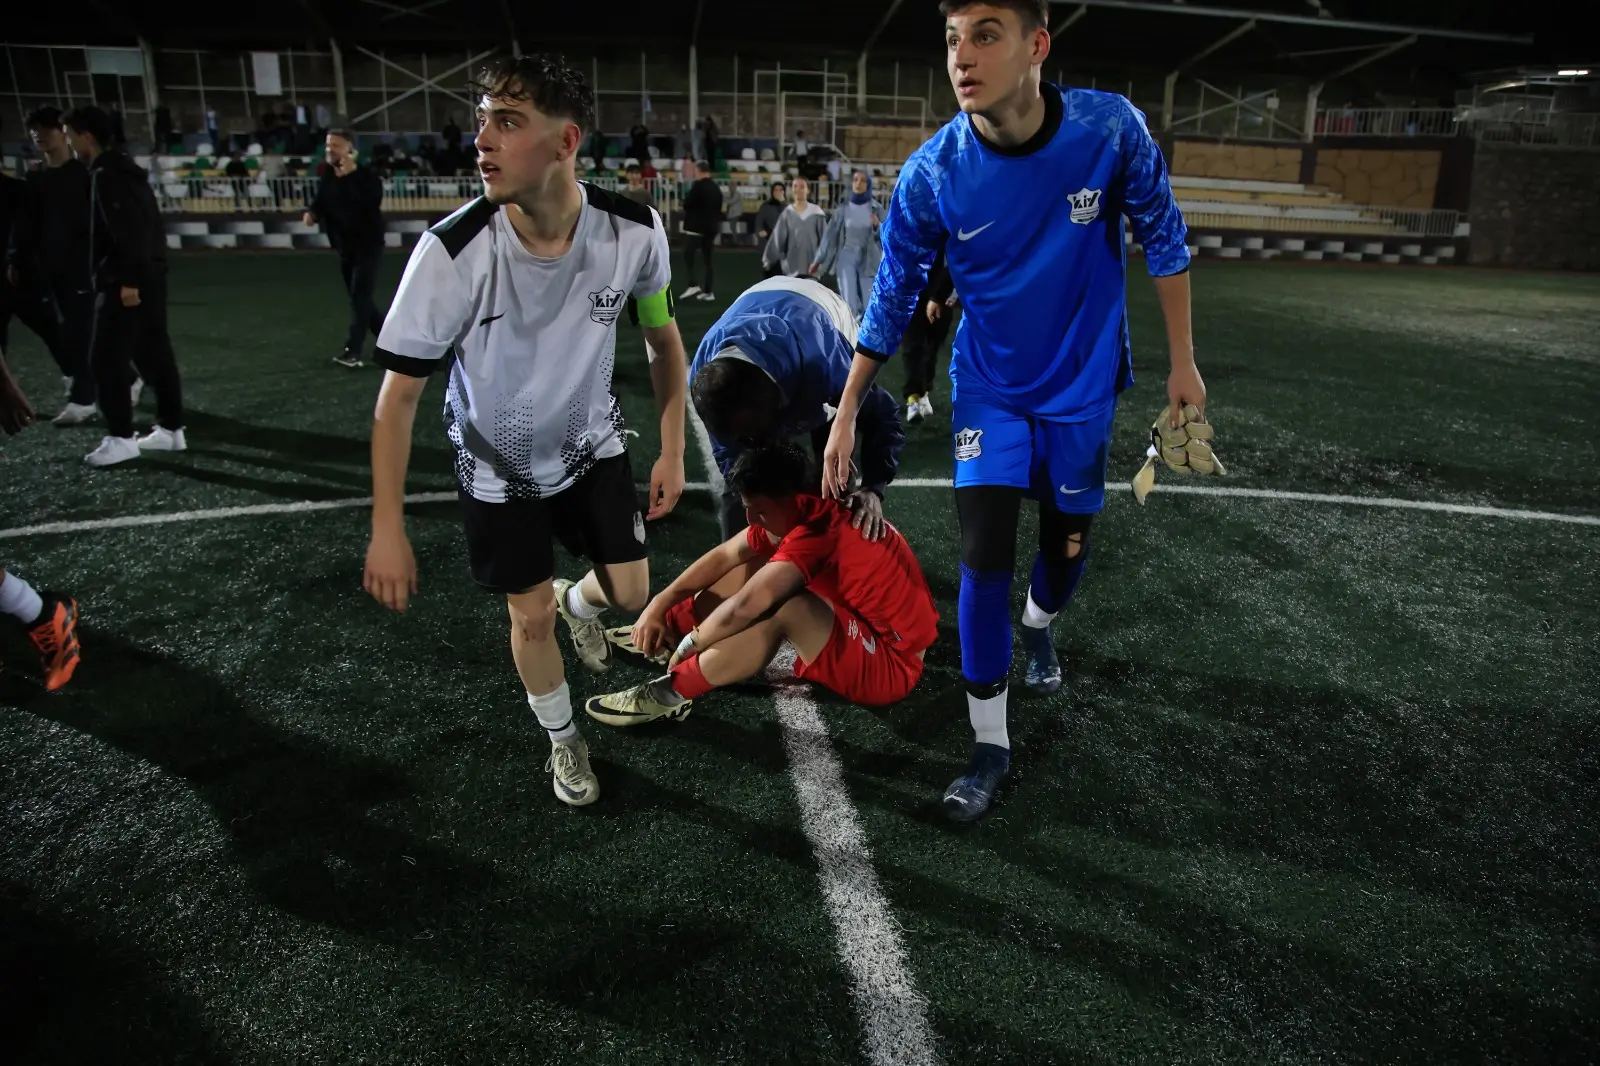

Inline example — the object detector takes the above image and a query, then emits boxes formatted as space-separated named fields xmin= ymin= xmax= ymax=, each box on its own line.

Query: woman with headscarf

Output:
xmin=762 ymin=176 xmax=827 ymax=280
xmin=754 ymin=182 xmax=787 ymax=276
xmin=810 ymin=170 xmax=884 ymax=320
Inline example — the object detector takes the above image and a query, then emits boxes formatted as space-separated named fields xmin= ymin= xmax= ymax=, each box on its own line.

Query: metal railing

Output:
xmin=1313 ymin=107 xmax=1460 ymax=138
xmin=1312 ymin=106 xmax=1600 ymax=147
xmin=1474 ymin=112 xmax=1600 ymax=148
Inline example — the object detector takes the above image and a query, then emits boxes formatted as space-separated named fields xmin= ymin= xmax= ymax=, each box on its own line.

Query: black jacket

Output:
xmin=7 ymin=160 xmax=92 ymax=286
xmin=682 ymin=177 xmax=724 ymax=237
xmin=87 ymin=149 xmax=165 ymax=292
xmin=308 ymin=165 xmax=385 ymax=257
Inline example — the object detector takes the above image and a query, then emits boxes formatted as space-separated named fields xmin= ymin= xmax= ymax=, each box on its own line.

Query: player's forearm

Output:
xmin=1152 ymin=271 xmax=1196 ymax=369
xmin=644 ymin=325 xmax=688 ymax=459
xmin=652 ymin=539 xmax=745 ymax=609
xmin=835 ymin=353 xmax=885 ymax=425
xmin=370 ymin=374 xmax=425 ymax=530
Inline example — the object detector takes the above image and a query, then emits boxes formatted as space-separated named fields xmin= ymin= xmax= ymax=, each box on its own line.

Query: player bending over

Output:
xmin=363 ymin=55 xmax=688 ymax=808
xmin=822 ymin=0 xmax=1206 ymax=821
xmin=0 ymin=347 xmax=81 ymax=690
xmin=585 ymin=442 xmax=937 ymax=725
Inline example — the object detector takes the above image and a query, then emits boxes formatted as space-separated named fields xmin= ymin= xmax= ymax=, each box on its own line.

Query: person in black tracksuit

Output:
xmin=678 ymin=160 xmax=723 ymax=301
xmin=64 ymin=106 xmax=186 ymax=468
xmin=304 ymin=129 xmax=387 ymax=368
xmin=6 ymin=107 xmax=96 ymax=422
xmin=900 ymin=244 xmax=959 ymax=422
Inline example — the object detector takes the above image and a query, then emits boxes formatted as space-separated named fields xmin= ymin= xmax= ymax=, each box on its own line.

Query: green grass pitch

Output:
xmin=1 ymin=249 xmax=1597 ymax=1065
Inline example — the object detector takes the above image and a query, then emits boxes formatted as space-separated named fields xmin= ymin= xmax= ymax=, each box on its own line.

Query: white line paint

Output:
xmin=3 ymin=477 xmax=1594 ymax=542
xmin=688 ymin=406 xmax=940 ymax=1066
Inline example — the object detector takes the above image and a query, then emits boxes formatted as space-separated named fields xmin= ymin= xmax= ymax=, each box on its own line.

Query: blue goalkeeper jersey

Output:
xmin=857 ymin=83 xmax=1190 ymax=422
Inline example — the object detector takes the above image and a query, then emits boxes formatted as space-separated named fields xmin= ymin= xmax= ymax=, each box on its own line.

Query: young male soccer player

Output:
xmin=822 ymin=0 xmax=1206 ymax=820
xmin=585 ymin=442 xmax=937 ymax=725
xmin=362 ymin=55 xmax=689 ymax=808
xmin=0 ymin=347 xmax=81 ymax=690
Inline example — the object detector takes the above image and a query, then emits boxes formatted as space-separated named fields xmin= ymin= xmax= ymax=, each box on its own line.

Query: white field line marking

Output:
xmin=3 ymin=478 xmax=1595 ymax=542
xmin=687 ymin=406 xmax=940 ymax=1066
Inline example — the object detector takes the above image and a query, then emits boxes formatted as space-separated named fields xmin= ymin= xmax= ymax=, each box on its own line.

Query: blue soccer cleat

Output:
xmin=942 ymin=743 xmax=1011 ymax=822
xmin=1020 ymin=622 xmax=1062 ymax=694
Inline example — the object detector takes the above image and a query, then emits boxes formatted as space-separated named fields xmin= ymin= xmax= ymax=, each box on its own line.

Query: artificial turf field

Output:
xmin=1 ymin=248 xmax=1597 ymax=1065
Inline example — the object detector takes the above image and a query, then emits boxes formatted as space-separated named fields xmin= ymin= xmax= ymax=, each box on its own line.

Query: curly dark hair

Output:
xmin=469 ymin=53 xmax=595 ymax=132
xmin=727 ymin=441 xmax=815 ymax=501
xmin=939 ymin=0 xmax=1049 ymax=32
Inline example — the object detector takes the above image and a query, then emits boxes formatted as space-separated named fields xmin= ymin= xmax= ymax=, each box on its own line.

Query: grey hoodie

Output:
xmin=762 ymin=202 xmax=828 ymax=277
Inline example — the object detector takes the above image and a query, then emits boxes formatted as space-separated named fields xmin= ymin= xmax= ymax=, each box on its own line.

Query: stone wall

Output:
xmin=1313 ymin=149 xmax=1440 ymax=208
xmin=1171 ymin=141 xmax=1303 ymax=182
xmin=1468 ymin=146 xmax=1600 ymax=270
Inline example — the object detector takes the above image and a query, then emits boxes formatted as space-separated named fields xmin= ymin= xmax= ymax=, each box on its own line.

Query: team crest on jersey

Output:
xmin=1069 ymin=187 xmax=1103 ymax=225
xmin=589 ymin=286 xmax=626 ymax=325
xmin=954 ymin=427 xmax=984 ymax=462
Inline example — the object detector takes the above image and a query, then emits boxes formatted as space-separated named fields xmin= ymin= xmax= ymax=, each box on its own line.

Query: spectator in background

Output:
xmin=154 ymin=105 xmax=174 ymax=153
xmin=673 ymin=125 xmax=692 ymax=165
xmin=303 ymin=128 xmax=387 ymax=369
xmin=762 ymin=175 xmax=826 ymax=279
xmin=205 ymin=108 xmax=219 ymax=152
xmin=628 ymin=122 xmax=651 ymax=165
xmin=64 ymin=106 xmax=187 ymax=468
xmin=899 ymin=245 xmax=957 ymax=425
xmin=620 ymin=163 xmax=655 ymax=211
xmin=679 ymin=160 xmax=723 ymax=303
xmin=315 ymin=102 xmax=332 ymax=131
xmin=224 ymin=149 xmax=251 ymax=207
xmin=442 ymin=115 xmax=462 ymax=152
xmin=792 ymin=128 xmax=809 ymax=162
xmin=754 ymin=182 xmax=786 ymax=276
xmin=811 ymin=169 xmax=883 ymax=320
xmin=700 ymin=114 xmax=720 ymax=169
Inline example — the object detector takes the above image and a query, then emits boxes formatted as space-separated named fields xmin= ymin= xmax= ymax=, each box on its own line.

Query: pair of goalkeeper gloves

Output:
xmin=1130 ymin=404 xmax=1226 ymax=504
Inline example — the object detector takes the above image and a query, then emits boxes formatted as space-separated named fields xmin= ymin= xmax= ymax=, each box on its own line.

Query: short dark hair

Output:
xmin=695 ymin=158 xmax=710 ymax=170
xmin=939 ymin=0 xmax=1049 ymax=31
xmin=690 ymin=358 xmax=782 ymax=441
xmin=728 ymin=441 xmax=813 ymax=500
xmin=625 ymin=162 xmax=641 ymax=172
xmin=62 ymin=106 xmax=112 ymax=147
xmin=470 ymin=53 xmax=596 ymax=133
xmin=25 ymin=105 xmax=63 ymax=132
xmin=326 ymin=128 xmax=356 ymax=145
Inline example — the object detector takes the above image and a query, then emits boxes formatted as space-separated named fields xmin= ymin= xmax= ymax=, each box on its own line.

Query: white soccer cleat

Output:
xmin=52 ymin=403 xmax=98 ymax=427
xmin=553 ymin=577 xmax=612 ymax=673
xmin=545 ymin=734 xmax=599 ymax=807
xmin=697 ymin=292 xmax=716 ymax=301
xmin=137 ymin=426 xmax=187 ymax=453
xmin=85 ymin=435 xmax=141 ymax=467
xmin=918 ymin=395 xmax=934 ymax=419
xmin=905 ymin=395 xmax=924 ymax=424
xmin=678 ymin=285 xmax=703 ymax=299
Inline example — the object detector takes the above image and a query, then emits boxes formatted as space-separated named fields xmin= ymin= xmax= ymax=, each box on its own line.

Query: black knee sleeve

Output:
xmin=1039 ymin=505 xmax=1094 ymax=557
xmin=957 ymin=485 xmax=1023 ymax=572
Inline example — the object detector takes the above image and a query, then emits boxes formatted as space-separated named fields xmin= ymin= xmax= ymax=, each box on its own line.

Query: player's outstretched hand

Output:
xmin=364 ymin=527 xmax=418 ymax=612
xmin=1166 ymin=363 xmax=1207 ymax=427
xmin=821 ymin=417 xmax=854 ymax=500
xmin=847 ymin=490 xmax=885 ymax=542
xmin=647 ymin=453 xmax=685 ymax=520
xmin=632 ymin=598 xmax=673 ymax=657
xmin=0 ymin=361 xmax=35 ymax=436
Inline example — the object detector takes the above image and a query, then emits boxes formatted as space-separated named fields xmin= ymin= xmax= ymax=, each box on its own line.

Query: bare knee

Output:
xmin=595 ymin=563 xmax=649 ymax=614
xmin=508 ymin=586 xmax=557 ymax=643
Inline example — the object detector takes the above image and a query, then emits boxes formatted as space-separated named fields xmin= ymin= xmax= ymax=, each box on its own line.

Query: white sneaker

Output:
xmin=918 ymin=395 xmax=934 ymax=418
xmin=52 ymin=403 xmax=98 ymax=426
xmin=130 ymin=378 xmax=144 ymax=407
xmin=905 ymin=395 xmax=924 ymax=424
xmin=85 ymin=436 xmax=141 ymax=467
xmin=678 ymin=285 xmax=702 ymax=299
xmin=136 ymin=425 xmax=187 ymax=452
xmin=545 ymin=734 xmax=599 ymax=807
xmin=698 ymin=292 xmax=716 ymax=301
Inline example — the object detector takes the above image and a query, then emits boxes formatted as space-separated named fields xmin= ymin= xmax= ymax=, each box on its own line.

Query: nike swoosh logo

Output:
xmin=1059 ymin=486 xmax=1093 ymax=495
xmin=956 ymin=221 xmax=996 ymax=241
xmin=479 ymin=313 xmax=505 ymax=327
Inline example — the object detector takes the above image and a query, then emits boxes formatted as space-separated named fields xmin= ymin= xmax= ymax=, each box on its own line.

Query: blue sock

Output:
xmin=959 ymin=563 xmax=1013 ymax=689
xmin=1027 ymin=542 xmax=1090 ymax=618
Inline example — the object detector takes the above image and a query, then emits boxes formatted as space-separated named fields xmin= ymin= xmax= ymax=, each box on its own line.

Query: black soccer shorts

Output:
xmin=458 ymin=452 xmax=648 ymax=595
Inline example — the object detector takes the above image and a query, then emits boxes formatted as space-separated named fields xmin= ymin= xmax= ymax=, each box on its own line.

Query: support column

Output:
xmin=137 ymin=35 xmax=160 ymax=142
xmin=330 ymin=39 xmax=348 ymax=122
xmin=857 ymin=52 xmax=867 ymax=111
xmin=1303 ymin=81 xmax=1323 ymax=143
xmin=689 ymin=44 xmax=699 ymax=132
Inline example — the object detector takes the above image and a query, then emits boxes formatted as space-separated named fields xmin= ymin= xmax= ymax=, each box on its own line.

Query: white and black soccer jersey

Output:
xmin=376 ymin=183 xmax=673 ymax=503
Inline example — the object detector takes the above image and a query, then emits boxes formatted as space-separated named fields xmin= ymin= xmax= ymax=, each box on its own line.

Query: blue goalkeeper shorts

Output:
xmin=951 ymin=395 xmax=1118 ymax=514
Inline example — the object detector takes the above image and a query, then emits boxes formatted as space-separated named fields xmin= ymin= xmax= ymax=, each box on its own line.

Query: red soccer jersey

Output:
xmin=746 ymin=495 xmax=940 ymax=655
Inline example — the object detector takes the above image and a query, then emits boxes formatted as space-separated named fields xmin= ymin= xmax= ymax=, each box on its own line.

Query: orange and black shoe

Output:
xmin=27 ymin=593 xmax=81 ymax=691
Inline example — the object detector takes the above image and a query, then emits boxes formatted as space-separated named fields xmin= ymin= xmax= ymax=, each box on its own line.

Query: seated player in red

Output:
xmin=585 ymin=441 xmax=938 ymax=724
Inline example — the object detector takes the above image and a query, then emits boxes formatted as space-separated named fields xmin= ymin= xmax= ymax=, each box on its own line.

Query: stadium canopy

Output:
xmin=11 ymin=0 xmax=1560 ymax=75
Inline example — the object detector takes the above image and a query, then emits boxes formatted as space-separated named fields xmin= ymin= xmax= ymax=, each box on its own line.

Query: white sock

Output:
xmin=1021 ymin=589 xmax=1056 ymax=630
xmin=528 ymin=683 xmax=579 ymax=742
xmin=0 ymin=572 xmax=44 ymax=625
xmin=968 ymin=687 xmax=1010 ymax=750
xmin=647 ymin=675 xmax=687 ymax=707
xmin=565 ymin=580 xmax=605 ymax=621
